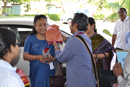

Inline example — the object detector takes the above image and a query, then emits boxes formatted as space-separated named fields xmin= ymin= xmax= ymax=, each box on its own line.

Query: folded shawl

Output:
xmin=46 ymin=24 xmax=63 ymax=45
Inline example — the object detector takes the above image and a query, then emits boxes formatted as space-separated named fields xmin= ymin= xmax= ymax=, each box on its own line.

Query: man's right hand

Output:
xmin=113 ymin=63 xmax=123 ymax=77
xmin=113 ymin=48 xmax=116 ymax=53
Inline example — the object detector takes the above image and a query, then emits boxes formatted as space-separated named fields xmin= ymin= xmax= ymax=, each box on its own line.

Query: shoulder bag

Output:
xmin=75 ymin=35 xmax=99 ymax=87
xmin=49 ymin=61 xmax=66 ymax=87
xmin=97 ymin=53 xmax=117 ymax=87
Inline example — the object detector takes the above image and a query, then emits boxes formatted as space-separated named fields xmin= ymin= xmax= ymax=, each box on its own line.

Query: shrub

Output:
xmin=8 ymin=14 xmax=20 ymax=16
xmin=23 ymin=14 xmax=36 ymax=16
xmin=47 ymin=14 xmax=60 ymax=21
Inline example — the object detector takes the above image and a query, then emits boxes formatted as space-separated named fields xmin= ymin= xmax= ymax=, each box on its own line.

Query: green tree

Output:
xmin=44 ymin=0 xmax=52 ymax=4
xmin=87 ymin=0 xmax=107 ymax=12
xmin=1 ymin=0 xmax=31 ymax=14
xmin=106 ymin=2 xmax=121 ymax=12
xmin=97 ymin=0 xmax=107 ymax=11
xmin=122 ymin=0 xmax=130 ymax=16
xmin=24 ymin=3 xmax=31 ymax=12
xmin=2 ymin=0 xmax=9 ymax=14
xmin=105 ymin=0 xmax=130 ymax=21
xmin=10 ymin=0 xmax=31 ymax=12
xmin=9 ymin=0 xmax=30 ymax=4
xmin=105 ymin=2 xmax=121 ymax=21
xmin=87 ymin=0 xmax=95 ymax=3
xmin=44 ymin=0 xmax=62 ymax=4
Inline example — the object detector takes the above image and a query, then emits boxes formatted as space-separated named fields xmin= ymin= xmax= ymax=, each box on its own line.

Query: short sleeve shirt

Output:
xmin=113 ymin=16 xmax=130 ymax=49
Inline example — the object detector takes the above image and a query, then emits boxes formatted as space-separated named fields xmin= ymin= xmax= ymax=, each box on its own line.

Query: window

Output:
xmin=0 ymin=25 xmax=33 ymax=47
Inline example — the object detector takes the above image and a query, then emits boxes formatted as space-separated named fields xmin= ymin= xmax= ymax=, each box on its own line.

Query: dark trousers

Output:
xmin=116 ymin=47 xmax=123 ymax=50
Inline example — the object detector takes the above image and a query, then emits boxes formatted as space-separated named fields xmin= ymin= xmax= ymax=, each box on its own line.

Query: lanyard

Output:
xmin=76 ymin=32 xmax=84 ymax=36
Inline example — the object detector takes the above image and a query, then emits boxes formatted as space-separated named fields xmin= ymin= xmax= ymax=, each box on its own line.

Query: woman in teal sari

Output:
xmin=85 ymin=17 xmax=114 ymax=70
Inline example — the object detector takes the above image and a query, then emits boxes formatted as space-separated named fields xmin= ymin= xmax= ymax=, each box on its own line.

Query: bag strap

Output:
xmin=104 ymin=53 xmax=110 ymax=70
xmin=99 ymin=53 xmax=110 ymax=70
xmin=75 ymin=35 xmax=99 ymax=87
xmin=57 ymin=61 xmax=64 ymax=75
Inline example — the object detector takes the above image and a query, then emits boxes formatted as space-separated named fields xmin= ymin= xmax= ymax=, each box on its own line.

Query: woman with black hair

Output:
xmin=23 ymin=15 xmax=56 ymax=87
xmin=51 ymin=13 xmax=97 ymax=87
xmin=0 ymin=28 xmax=24 ymax=87
xmin=85 ymin=17 xmax=113 ymax=70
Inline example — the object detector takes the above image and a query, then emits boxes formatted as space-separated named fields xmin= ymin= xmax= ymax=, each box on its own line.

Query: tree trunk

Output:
xmin=2 ymin=0 xmax=9 ymax=14
xmin=60 ymin=1 xmax=65 ymax=14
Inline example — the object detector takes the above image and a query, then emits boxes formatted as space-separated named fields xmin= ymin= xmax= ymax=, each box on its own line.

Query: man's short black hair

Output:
xmin=119 ymin=8 xmax=127 ymax=12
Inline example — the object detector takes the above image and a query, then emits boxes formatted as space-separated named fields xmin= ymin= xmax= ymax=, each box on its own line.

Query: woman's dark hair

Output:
xmin=72 ymin=13 xmax=88 ymax=31
xmin=30 ymin=15 xmax=47 ymax=35
xmin=88 ymin=17 xmax=97 ymax=33
xmin=0 ymin=28 xmax=16 ymax=58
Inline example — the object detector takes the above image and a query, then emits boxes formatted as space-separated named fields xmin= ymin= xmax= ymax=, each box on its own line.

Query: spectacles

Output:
xmin=69 ymin=22 xmax=72 ymax=26
xmin=16 ymin=42 xmax=20 ymax=47
xmin=69 ymin=22 xmax=77 ymax=26
xmin=118 ymin=11 xmax=125 ymax=14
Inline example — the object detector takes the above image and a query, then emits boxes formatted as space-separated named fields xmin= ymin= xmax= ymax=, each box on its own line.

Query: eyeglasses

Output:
xmin=16 ymin=42 xmax=20 ymax=47
xmin=69 ymin=22 xmax=72 ymax=26
xmin=69 ymin=22 xmax=77 ymax=26
xmin=118 ymin=11 xmax=125 ymax=14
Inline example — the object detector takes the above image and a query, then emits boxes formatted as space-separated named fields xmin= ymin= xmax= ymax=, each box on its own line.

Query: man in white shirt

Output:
xmin=112 ymin=8 xmax=130 ymax=50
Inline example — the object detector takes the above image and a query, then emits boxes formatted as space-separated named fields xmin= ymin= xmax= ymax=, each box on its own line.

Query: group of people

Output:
xmin=0 ymin=7 xmax=130 ymax=87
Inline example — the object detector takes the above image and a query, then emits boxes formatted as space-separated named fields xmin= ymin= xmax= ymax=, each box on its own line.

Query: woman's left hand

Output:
xmin=46 ymin=54 xmax=55 ymax=62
